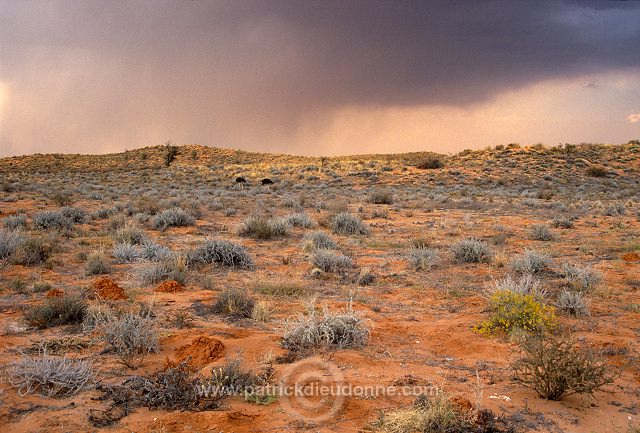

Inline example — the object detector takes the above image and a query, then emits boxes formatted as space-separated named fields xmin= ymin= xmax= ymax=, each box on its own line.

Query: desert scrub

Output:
xmin=369 ymin=188 xmax=394 ymax=204
xmin=82 ymin=303 xmax=118 ymax=331
xmin=3 ymin=213 xmax=27 ymax=230
xmin=113 ymin=223 xmax=148 ymax=244
xmin=32 ymin=210 xmax=74 ymax=230
xmin=371 ymin=393 xmax=470 ymax=433
xmin=510 ymin=249 xmax=552 ymax=275
xmin=552 ymin=216 xmax=574 ymax=229
xmin=560 ymin=263 xmax=602 ymax=292
xmin=24 ymin=295 xmax=87 ymax=329
xmin=450 ymin=237 xmax=492 ymax=263
xmin=8 ymin=352 xmax=94 ymax=397
xmin=60 ymin=206 xmax=87 ymax=223
xmin=211 ymin=288 xmax=255 ymax=318
xmin=512 ymin=334 xmax=615 ymax=400
xmin=488 ymin=274 xmax=546 ymax=300
xmin=586 ymin=165 xmax=608 ymax=177
xmin=0 ymin=229 xmax=25 ymax=259
xmin=140 ymin=240 xmax=172 ymax=261
xmin=331 ymin=212 xmax=370 ymax=235
xmin=153 ymin=207 xmax=195 ymax=230
xmin=112 ymin=242 xmax=141 ymax=263
xmin=556 ymin=289 xmax=589 ymax=316
xmin=255 ymin=280 xmax=307 ymax=298
xmin=285 ymin=212 xmax=315 ymax=228
xmin=11 ymin=235 xmax=55 ymax=265
xmin=416 ymin=155 xmax=445 ymax=169
xmin=407 ymin=247 xmax=440 ymax=270
xmin=189 ymin=239 xmax=254 ymax=269
xmin=251 ymin=300 xmax=272 ymax=322
xmin=303 ymin=231 xmax=338 ymax=250
xmin=282 ymin=302 xmax=369 ymax=351
xmin=85 ymin=251 xmax=112 ymax=275
xmin=476 ymin=290 xmax=556 ymax=336
xmin=50 ymin=190 xmax=74 ymax=206
xmin=238 ymin=215 xmax=290 ymax=239
xmin=604 ymin=202 xmax=625 ymax=216
xmin=33 ymin=210 xmax=72 ymax=231
xmin=529 ymin=224 xmax=554 ymax=241
xmin=100 ymin=312 xmax=160 ymax=366
xmin=137 ymin=255 xmax=188 ymax=285
xmin=311 ymin=249 xmax=353 ymax=272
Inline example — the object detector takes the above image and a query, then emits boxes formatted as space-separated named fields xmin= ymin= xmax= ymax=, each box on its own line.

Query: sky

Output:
xmin=1 ymin=0 xmax=640 ymax=157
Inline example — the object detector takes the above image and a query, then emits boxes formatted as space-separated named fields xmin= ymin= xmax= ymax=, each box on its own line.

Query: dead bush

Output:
xmin=8 ymin=351 xmax=94 ymax=397
xmin=512 ymin=334 xmax=615 ymax=400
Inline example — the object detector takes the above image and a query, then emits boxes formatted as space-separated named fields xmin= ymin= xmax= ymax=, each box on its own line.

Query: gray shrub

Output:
xmin=8 ymin=352 xmax=94 ymax=397
xmin=189 ymin=239 xmax=254 ymax=269
xmin=331 ymin=212 xmax=370 ymax=235
xmin=450 ymin=237 xmax=493 ymax=263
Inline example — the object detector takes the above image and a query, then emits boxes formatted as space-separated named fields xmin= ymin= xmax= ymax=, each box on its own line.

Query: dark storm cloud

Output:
xmin=1 ymin=0 xmax=639 ymax=155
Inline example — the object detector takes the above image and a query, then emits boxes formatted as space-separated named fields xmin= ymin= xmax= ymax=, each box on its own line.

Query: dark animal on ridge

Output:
xmin=261 ymin=178 xmax=274 ymax=185
xmin=236 ymin=177 xmax=247 ymax=184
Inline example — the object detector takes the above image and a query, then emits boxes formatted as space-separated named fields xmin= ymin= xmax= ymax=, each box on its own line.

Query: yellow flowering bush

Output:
xmin=476 ymin=290 xmax=556 ymax=335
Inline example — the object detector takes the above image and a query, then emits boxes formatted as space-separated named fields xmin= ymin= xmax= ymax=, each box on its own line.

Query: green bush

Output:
xmin=476 ymin=290 xmax=556 ymax=335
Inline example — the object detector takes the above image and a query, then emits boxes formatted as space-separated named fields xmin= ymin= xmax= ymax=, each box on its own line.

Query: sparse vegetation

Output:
xmin=238 ymin=215 xmax=290 ymax=239
xmin=112 ymin=242 xmax=141 ymax=263
xmin=164 ymin=141 xmax=178 ymax=167
xmin=510 ymin=249 xmax=552 ymax=275
xmin=586 ymin=165 xmax=608 ymax=177
xmin=303 ymin=231 xmax=338 ymax=250
xmin=331 ymin=212 xmax=370 ymax=235
xmin=560 ymin=263 xmax=602 ymax=292
xmin=529 ymin=224 xmax=554 ymax=241
xmin=513 ymin=334 xmax=615 ymax=400
xmin=416 ymin=155 xmax=445 ymax=169
xmin=100 ymin=312 xmax=160 ymax=366
xmin=255 ymin=280 xmax=307 ymax=298
xmin=211 ymin=288 xmax=256 ymax=318
xmin=3 ymin=213 xmax=27 ymax=229
xmin=407 ymin=247 xmax=440 ymax=270
xmin=489 ymin=274 xmax=546 ymax=300
xmin=285 ymin=212 xmax=315 ymax=228
xmin=8 ymin=352 xmax=94 ymax=397
xmin=0 ymin=142 xmax=637 ymax=431
xmin=33 ymin=210 xmax=73 ymax=230
xmin=476 ymin=290 xmax=556 ymax=335
xmin=11 ymin=235 xmax=55 ymax=265
xmin=450 ymin=238 xmax=492 ymax=263
xmin=0 ymin=229 xmax=25 ymax=259
xmin=371 ymin=393 xmax=471 ymax=433
xmin=24 ymin=295 xmax=87 ymax=329
xmin=85 ymin=251 xmax=112 ymax=275
xmin=556 ymin=289 xmax=589 ymax=316
xmin=311 ymin=249 xmax=353 ymax=272
xmin=282 ymin=302 xmax=369 ymax=352
xmin=369 ymin=189 xmax=395 ymax=204
xmin=153 ymin=207 xmax=196 ymax=230
xmin=189 ymin=239 xmax=254 ymax=269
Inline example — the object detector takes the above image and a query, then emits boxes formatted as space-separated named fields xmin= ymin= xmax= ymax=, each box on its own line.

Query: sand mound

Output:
xmin=155 ymin=280 xmax=184 ymax=293
xmin=92 ymin=278 xmax=127 ymax=300
xmin=450 ymin=396 xmax=474 ymax=414
xmin=46 ymin=288 xmax=64 ymax=298
xmin=174 ymin=336 xmax=224 ymax=368
xmin=622 ymin=252 xmax=640 ymax=262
